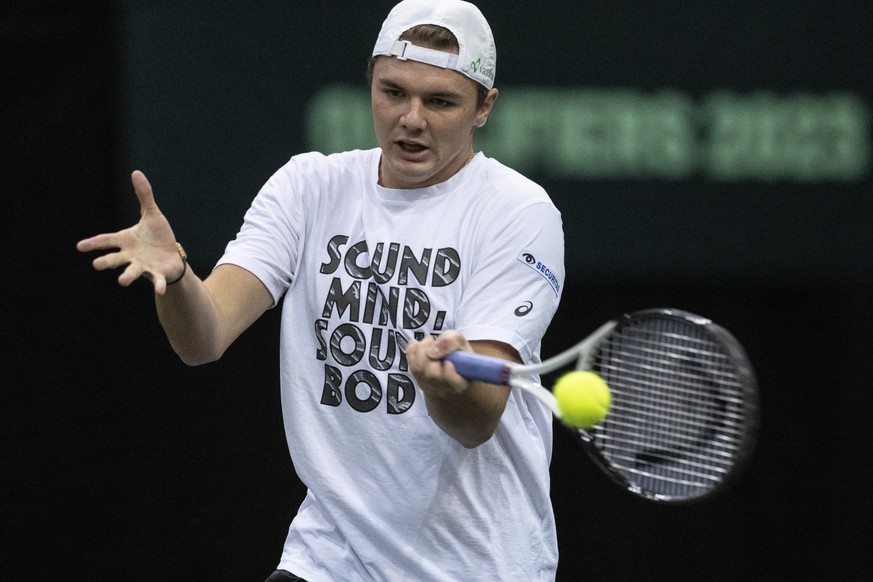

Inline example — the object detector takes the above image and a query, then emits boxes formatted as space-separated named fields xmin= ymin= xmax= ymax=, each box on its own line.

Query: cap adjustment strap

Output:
xmin=389 ymin=40 xmax=460 ymax=70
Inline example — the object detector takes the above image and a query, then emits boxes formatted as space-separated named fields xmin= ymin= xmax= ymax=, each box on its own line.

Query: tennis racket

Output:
xmin=446 ymin=308 xmax=759 ymax=503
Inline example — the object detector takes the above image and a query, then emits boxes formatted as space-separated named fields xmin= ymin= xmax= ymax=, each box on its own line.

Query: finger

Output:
xmin=437 ymin=358 xmax=467 ymax=385
xmin=117 ymin=262 xmax=144 ymax=288
xmin=153 ymin=277 xmax=168 ymax=297
xmin=406 ymin=340 xmax=440 ymax=377
xmin=77 ymin=232 xmax=121 ymax=252
xmin=406 ymin=338 xmax=423 ymax=354
xmin=91 ymin=246 xmax=140 ymax=271
xmin=131 ymin=170 xmax=159 ymax=215
xmin=427 ymin=331 xmax=466 ymax=359
xmin=117 ymin=261 xmax=170 ymax=296
xmin=411 ymin=337 xmax=447 ymax=362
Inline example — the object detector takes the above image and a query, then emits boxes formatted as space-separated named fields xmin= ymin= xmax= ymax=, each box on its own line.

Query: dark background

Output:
xmin=3 ymin=1 xmax=871 ymax=580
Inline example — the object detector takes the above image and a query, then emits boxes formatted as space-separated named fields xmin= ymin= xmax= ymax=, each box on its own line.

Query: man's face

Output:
xmin=371 ymin=56 xmax=496 ymax=189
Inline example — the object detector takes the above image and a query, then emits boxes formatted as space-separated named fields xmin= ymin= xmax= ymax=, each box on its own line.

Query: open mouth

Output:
xmin=397 ymin=140 xmax=428 ymax=154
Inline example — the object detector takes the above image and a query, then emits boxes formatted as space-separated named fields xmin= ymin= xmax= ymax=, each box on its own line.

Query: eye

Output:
xmin=383 ymin=88 xmax=403 ymax=98
xmin=429 ymin=97 xmax=454 ymax=108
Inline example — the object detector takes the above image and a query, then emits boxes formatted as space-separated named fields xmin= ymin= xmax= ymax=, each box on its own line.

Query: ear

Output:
xmin=474 ymin=88 xmax=499 ymax=128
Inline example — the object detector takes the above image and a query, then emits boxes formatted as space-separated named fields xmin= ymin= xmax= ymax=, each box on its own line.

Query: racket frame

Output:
xmin=445 ymin=308 xmax=759 ymax=504
xmin=578 ymin=308 xmax=759 ymax=503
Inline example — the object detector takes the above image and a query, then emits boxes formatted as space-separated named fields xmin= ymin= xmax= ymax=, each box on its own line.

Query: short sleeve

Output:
xmin=455 ymin=198 xmax=565 ymax=364
xmin=216 ymin=159 xmax=305 ymax=306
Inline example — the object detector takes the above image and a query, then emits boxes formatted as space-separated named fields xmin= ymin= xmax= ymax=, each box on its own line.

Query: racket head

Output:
xmin=575 ymin=308 xmax=759 ymax=504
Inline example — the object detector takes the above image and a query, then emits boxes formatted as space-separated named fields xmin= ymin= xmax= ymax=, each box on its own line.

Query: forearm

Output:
xmin=423 ymin=381 xmax=510 ymax=448
xmin=409 ymin=336 xmax=517 ymax=448
xmin=157 ymin=263 xmax=273 ymax=366
xmin=155 ymin=268 xmax=225 ymax=366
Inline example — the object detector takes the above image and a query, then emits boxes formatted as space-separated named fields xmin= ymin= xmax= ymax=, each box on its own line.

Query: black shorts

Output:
xmin=264 ymin=570 xmax=307 ymax=582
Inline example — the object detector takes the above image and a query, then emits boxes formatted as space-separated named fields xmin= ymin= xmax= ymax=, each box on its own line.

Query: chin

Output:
xmin=384 ymin=161 xmax=438 ymax=189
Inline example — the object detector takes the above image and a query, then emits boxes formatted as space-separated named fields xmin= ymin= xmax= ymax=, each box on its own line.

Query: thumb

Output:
xmin=427 ymin=331 xmax=467 ymax=358
xmin=131 ymin=170 xmax=159 ymax=216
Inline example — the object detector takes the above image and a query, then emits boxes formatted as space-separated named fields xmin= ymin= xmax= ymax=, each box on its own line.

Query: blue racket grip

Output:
xmin=444 ymin=351 xmax=512 ymax=386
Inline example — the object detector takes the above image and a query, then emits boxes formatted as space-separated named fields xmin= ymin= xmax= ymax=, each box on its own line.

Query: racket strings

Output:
xmin=599 ymin=336 xmax=742 ymax=387
xmin=589 ymin=318 xmax=750 ymax=501
xmin=597 ymin=415 xmax=743 ymax=452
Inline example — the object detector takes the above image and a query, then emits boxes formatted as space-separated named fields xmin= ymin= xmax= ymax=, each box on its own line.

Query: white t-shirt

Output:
xmin=218 ymin=148 xmax=565 ymax=581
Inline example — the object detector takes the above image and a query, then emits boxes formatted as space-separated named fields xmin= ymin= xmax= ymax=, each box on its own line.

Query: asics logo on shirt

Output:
xmin=514 ymin=301 xmax=533 ymax=317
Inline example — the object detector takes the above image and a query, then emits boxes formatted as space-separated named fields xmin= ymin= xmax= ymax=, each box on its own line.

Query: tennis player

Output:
xmin=78 ymin=0 xmax=565 ymax=579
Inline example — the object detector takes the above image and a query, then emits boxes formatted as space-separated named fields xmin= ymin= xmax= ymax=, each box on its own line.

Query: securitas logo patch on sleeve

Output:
xmin=517 ymin=250 xmax=561 ymax=296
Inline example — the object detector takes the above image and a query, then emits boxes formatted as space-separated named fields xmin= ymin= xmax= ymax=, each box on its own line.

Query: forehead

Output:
xmin=372 ymin=56 xmax=478 ymax=98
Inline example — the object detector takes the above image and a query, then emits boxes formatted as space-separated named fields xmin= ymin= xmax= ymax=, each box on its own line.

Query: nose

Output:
xmin=400 ymin=99 xmax=426 ymax=131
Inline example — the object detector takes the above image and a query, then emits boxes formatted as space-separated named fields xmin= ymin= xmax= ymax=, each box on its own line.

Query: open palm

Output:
xmin=77 ymin=170 xmax=184 ymax=295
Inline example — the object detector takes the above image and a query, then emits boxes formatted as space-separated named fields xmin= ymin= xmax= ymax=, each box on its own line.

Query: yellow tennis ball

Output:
xmin=553 ymin=371 xmax=611 ymax=429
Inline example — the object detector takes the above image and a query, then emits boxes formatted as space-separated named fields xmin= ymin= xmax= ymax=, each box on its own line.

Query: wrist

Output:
xmin=166 ymin=242 xmax=188 ymax=285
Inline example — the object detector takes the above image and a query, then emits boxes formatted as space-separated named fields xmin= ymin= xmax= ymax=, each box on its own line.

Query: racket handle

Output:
xmin=444 ymin=351 xmax=512 ymax=386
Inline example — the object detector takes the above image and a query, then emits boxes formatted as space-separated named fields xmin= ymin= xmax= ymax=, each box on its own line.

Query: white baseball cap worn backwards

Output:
xmin=372 ymin=0 xmax=497 ymax=90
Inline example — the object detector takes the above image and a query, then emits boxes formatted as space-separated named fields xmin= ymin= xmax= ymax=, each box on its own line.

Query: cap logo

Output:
xmin=470 ymin=57 xmax=494 ymax=82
